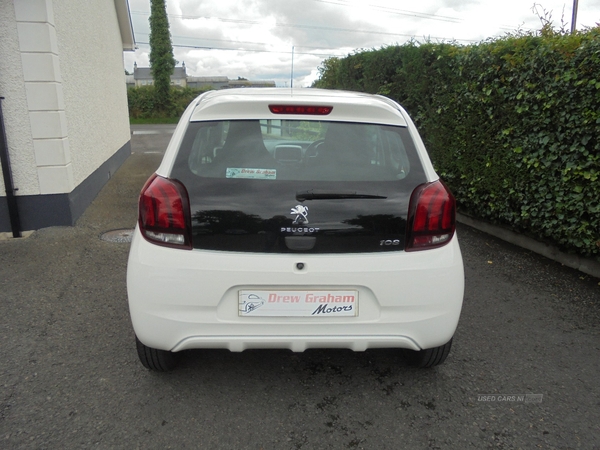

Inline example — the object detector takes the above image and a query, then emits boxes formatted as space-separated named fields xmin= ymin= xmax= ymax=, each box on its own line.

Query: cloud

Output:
xmin=124 ymin=0 xmax=600 ymax=87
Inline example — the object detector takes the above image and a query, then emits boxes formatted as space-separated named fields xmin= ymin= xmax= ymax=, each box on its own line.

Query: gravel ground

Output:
xmin=1 ymin=125 xmax=598 ymax=449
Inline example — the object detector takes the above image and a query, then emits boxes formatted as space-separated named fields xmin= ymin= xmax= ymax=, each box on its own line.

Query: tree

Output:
xmin=149 ymin=0 xmax=175 ymax=110
xmin=312 ymin=57 xmax=341 ymax=88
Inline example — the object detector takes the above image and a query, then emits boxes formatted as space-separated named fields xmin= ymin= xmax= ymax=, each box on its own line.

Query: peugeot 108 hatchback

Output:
xmin=127 ymin=88 xmax=464 ymax=371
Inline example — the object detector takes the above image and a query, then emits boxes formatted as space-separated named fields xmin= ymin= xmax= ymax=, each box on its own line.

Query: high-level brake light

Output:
xmin=405 ymin=180 xmax=456 ymax=252
xmin=269 ymin=105 xmax=333 ymax=115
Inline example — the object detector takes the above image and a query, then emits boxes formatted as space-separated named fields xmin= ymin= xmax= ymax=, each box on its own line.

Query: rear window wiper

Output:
xmin=296 ymin=190 xmax=387 ymax=202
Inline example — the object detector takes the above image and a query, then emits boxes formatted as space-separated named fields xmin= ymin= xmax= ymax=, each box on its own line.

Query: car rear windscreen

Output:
xmin=171 ymin=120 xmax=421 ymax=182
xmin=169 ymin=119 xmax=428 ymax=253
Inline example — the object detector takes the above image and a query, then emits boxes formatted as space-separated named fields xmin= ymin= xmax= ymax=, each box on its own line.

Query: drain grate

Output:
xmin=100 ymin=228 xmax=134 ymax=243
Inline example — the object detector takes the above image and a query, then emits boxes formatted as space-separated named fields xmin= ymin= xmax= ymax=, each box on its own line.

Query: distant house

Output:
xmin=187 ymin=76 xmax=230 ymax=90
xmin=226 ymin=79 xmax=276 ymax=89
xmin=132 ymin=61 xmax=187 ymax=87
xmin=126 ymin=67 xmax=275 ymax=90
xmin=0 ymin=0 xmax=135 ymax=234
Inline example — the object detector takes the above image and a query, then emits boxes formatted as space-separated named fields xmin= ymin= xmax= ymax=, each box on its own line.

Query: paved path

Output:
xmin=1 ymin=125 xmax=599 ymax=449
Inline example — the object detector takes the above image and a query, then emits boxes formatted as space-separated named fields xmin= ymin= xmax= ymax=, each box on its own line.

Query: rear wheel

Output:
xmin=135 ymin=336 xmax=180 ymax=371
xmin=404 ymin=338 xmax=453 ymax=368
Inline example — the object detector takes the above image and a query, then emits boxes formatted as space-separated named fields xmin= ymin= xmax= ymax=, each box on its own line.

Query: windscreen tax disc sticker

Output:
xmin=226 ymin=168 xmax=277 ymax=180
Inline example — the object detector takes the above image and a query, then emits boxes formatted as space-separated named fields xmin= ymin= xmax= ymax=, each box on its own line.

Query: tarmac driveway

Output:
xmin=1 ymin=125 xmax=599 ymax=449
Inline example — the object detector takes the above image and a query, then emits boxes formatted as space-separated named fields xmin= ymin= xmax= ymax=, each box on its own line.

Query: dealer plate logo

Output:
xmin=239 ymin=290 xmax=358 ymax=317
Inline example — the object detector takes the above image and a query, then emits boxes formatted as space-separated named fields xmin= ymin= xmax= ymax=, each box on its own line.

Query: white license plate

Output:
xmin=239 ymin=290 xmax=358 ymax=317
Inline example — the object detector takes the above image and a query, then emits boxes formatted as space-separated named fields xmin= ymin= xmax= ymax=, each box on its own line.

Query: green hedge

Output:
xmin=127 ymin=86 xmax=211 ymax=119
xmin=314 ymin=29 xmax=600 ymax=259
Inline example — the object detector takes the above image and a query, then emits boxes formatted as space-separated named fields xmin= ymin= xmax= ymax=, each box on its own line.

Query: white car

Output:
xmin=127 ymin=88 xmax=464 ymax=371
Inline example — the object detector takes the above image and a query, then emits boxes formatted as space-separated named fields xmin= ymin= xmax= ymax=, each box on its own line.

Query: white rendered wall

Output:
xmin=0 ymin=0 xmax=130 ymax=198
xmin=53 ymin=0 xmax=130 ymax=188
xmin=14 ymin=0 xmax=73 ymax=195
xmin=0 ymin=0 xmax=40 ymax=196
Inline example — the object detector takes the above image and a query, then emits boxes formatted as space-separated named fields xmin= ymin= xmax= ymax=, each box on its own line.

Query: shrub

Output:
xmin=127 ymin=86 xmax=212 ymax=119
xmin=313 ymin=28 xmax=600 ymax=259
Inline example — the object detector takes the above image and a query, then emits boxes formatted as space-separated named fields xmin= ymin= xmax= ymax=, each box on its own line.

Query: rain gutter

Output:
xmin=0 ymin=97 xmax=22 ymax=238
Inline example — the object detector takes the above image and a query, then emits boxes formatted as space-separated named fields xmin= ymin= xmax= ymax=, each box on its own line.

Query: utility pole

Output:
xmin=571 ymin=0 xmax=579 ymax=33
xmin=291 ymin=46 xmax=295 ymax=89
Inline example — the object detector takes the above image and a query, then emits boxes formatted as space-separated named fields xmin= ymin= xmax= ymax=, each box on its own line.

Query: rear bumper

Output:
xmin=170 ymin=335 xmax=421 ymax=352
xmin=127 ymin=227 xmax=464 ymax=352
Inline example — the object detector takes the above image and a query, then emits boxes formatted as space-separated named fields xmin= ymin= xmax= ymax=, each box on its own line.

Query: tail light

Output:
xmin=138 ymin=174 xmax=192 ymax=249
xmin=405 ymin=180 xmax=456 ymax=252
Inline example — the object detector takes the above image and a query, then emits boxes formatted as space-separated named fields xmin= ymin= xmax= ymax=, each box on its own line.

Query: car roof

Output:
xmin=187 ymin=88 xmax=408 ymax=126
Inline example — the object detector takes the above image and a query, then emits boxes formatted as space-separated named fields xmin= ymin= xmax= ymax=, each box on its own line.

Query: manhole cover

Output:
xmin=100 ymin=229 xmax=134 ymax=243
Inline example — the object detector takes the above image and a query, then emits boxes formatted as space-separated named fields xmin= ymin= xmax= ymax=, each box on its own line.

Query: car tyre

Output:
xmin=404 ymin=338 xmax=453 ymax=368
xmin=135 ymin=336 xmax=180 ymax=371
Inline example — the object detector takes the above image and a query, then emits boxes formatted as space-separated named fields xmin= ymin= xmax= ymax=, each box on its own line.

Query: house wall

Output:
xmin=0 ymin=0 xmax=131 ymax=233
xmin=0 ymin=0 xmax=39 ymax=197
xmin=53 ymin=0 xmax=130 ymax=188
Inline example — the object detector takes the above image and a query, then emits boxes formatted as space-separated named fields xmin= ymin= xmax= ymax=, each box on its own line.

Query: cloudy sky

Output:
xmin=124 ymin=0 xmax=600 ymax=87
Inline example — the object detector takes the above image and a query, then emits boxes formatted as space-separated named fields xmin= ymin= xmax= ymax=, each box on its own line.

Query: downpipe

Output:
xmin=0 ymin=97 xmax=22 ymax=238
